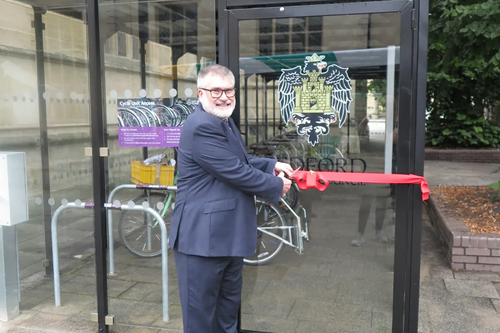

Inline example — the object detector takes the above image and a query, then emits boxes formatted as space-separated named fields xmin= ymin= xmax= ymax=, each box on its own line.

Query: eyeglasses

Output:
xmin=199 ymin=88 xmax=236 ymax=98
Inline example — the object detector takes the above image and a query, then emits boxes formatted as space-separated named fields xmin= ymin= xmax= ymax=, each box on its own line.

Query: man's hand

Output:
xmin=274 ymin=161 xmax=294 ymax=177
xmin=277 ymin=172 xmax=292 ymax=196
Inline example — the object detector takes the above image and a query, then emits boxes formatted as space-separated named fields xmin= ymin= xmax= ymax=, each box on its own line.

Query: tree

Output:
xmin=426 ymin=0 xmax=500 ymax=148
xmin=368 ymin=79 xmax=387 ymax=114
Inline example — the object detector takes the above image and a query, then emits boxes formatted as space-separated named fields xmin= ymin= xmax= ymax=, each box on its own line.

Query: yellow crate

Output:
xmin=131 ymin=161 xmax=175 ymax=186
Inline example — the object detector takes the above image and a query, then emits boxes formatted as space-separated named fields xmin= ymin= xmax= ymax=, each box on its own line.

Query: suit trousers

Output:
xmin=173 ymin=248 xmax=244 ymax=333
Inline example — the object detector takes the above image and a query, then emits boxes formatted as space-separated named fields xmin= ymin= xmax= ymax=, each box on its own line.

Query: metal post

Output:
xmin=393 ymin=5 xmax=414 ymax=332
xmin=384 ymin=46 xmax=396 ymax=174
xmin=407 ymin=0 xmax=429 ymax=331
xmin=146 ymin=213 xmax=152 ymax=251
xmin=172 ymin=46 xmax=182 ymax=163
xmin=244 ymin=75 xmax=249 ymax=146
xmin=33 ymin=7 xmax=53 ymax=277
xmin=217 ymin=0 xmax=229 ymax=65
xmin=0 ymin=226 xmax=19 ymax=321
xmin=172 ymin=47 xmax=182 ymax=92
xmin=347 ymin=113 xmax=350 ymax=155
xmin=273 ymin=80 xmax=276 ymax=138
xmin=255 ymin=76 xmax=259 ymax=143
xmin=86 ymin=0 xmax=109 ymax=328
xmin=139 ymin=0 xmax=148 ymax=161
xmin=264 ymin=78 xmax=268 ymax=140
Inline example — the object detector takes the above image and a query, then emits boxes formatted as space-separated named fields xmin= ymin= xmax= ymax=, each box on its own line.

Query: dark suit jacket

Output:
xmin=169 ymin=104 xmax=283 ymax=257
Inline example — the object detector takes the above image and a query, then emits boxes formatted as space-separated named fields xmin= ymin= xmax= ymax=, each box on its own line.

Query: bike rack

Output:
xmin=51 ymin=201 xmax=171 ymax=322
xmin=107 ymin=184 xmax=177 ymax=276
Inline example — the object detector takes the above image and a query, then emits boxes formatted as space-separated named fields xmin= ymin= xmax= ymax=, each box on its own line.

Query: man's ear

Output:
xmin=197 ymin=90 xmax=203 ymax=98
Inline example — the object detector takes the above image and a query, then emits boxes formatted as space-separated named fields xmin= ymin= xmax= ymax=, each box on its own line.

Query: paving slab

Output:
xmin=424 ymin=161 xmax=499 ymax=186
xmin=241 ymin=277 xmax=269 ymax=300
xmin=57 ymin=275 xmax=136 ymax=298
xmin=288 ymin=299 xmax=372 ymax=330
xmin=261 ymin=276 xmax=340 ymax=303
xmin=443 ymin=279 xmax=500 ymax=299
xmin=0 ymin=313 xmax=35 ymax=333
xmin=31 ymin=293 xmax=96 ymax=316
xmin=491 ymin=299 xmax=500 ymax=313
xmin=6 ymin=313 xmax=95 ymax=333
xmin=371 ymin=309 xmax=393 ymax=333
xmin=295 ymin=320 xmax=367 ymax=333
xmin=107 ymin=299 xmax=163 ymax=326
xmin=110 ymin=326 xmax=161 ymax=333
xmin=241 ymin=294 xmax=296 ymax=318
xmin=425 ymin=295 xmax=500 ymax=333
xmin=117 ymin=282 xmax=178 ymax=304
xmin=454 ymin=271 xmax=500 ymax=282
xmin=335 ymin=281 xmax=393 ymax=311
xmin=110 ymin=265 xmax=164 ymax=284
xmin=19 ymin=261 xmax=45 ymax=281
xmin=150 ymin=304 xmax=184 ymax=331
xmin=19 ymin=288 xmax=53 ymax=311
xmin=428 ymin=265 xmax=456 ymax=280
xmin=240 ymin=314 xmax=299 ymax=333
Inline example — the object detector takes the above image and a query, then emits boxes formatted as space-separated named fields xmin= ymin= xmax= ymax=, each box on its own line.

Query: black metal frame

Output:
xmin=81 ymin=0 xmax=428 ymax=331
xmin=407 ymin=0 xmax=429 ymax=331
xmin=33 ymin=7 xmax=53 ymax=278
xmin=87 ymin=0 xmax=109 ymax=331
xmin=219 ymin=1 xmax=427 ymax=332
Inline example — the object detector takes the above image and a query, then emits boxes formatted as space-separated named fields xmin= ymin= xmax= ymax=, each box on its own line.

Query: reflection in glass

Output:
xmin=239 ymin=13 xmax=400 ymax=332
xmin=1 ymin=0 xmax=95 ymax=324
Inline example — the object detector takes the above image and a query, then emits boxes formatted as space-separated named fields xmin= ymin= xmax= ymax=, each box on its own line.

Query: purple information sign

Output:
xmin=117 ymin=98 xmax=194 ymax=147
xmin=118 ymin=127 xmax=182 ymax=147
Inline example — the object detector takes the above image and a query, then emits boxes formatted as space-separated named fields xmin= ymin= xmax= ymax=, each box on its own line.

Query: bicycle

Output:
xmin=247 ymin=144 xmax=300 ymax=211
xmin=243 ymin=197 xmax=309 ymax=265
xmin=118 ymin=186 xmax=176 ymax=257
xmin=117 ymin=182 xmax=308 ymax=263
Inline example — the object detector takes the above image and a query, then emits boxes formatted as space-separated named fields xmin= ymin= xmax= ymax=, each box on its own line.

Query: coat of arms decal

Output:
xmin=278 ymin=53 xmax=353 ymax=146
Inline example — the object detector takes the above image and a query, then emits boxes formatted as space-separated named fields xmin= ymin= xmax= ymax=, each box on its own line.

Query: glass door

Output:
xmin=227 ymin=3 xmax=413 ymax=333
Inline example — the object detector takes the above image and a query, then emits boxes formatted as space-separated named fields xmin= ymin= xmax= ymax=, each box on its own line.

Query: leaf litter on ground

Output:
xmin=432 ymin=186 xmax=500 ymax=233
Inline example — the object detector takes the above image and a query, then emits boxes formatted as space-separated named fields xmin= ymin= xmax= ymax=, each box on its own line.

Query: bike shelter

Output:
xmin=222 ymin=2 xmax=428 ymax=331
xmin=0 ymin=0 xmax=428 ymax=332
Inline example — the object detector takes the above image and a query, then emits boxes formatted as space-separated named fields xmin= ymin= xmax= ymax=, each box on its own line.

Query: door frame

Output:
xmin=217 ymin=1 xmax=428 ymax=332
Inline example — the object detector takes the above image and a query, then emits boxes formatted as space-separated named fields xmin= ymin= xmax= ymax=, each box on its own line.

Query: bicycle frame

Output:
xmin=257 ymin=198 xmax=309 ymax=255
xmin=136 ymin=184 xmax=308 ymax=256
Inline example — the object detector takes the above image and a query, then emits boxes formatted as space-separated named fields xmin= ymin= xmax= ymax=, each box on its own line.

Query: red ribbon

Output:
xmin=290 ymin=170 xmax=429 ymax=201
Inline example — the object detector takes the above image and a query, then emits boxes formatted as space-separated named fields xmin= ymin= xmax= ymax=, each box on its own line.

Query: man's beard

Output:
xmin=200 ymin=95 xmax=235 ymax=119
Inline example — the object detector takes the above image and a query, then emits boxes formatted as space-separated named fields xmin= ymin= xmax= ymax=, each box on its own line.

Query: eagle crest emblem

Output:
xmin=278 ymin=53 xmax=353 ymax=146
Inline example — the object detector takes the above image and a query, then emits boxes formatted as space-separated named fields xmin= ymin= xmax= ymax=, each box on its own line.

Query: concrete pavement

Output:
xmin=418 ymin=160 xmax=500 ymax=333
xmin=1 ymin=160 xmax=500 ymax=332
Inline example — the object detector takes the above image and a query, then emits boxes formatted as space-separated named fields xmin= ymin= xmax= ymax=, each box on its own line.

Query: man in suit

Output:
xmin=169 ymin=64 xmax=293 ymax=333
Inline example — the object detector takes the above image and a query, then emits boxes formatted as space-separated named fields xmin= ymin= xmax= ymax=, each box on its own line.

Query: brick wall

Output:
xmin=425 ymin=149 xmax=500 ymax=163
xmin=426 ymin=195 xmax=500 ymax=272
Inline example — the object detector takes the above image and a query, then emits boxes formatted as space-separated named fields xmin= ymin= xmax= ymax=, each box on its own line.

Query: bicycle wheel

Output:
xmin=118 ymin=192 xmax=173 ymax=258
xmin=315 ymin=144 xmax=344 ymax=160
xmin=119 ymin=109 xmax=142 ymax=127
xmin=244 ymin=198 xmax=287 ymax=266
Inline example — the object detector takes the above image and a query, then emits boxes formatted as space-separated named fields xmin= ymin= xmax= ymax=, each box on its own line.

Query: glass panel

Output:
xmin=99 ymin=0 xmax=216 ymax=330
xmin=0 ymin=0 xmax=96 ymax=328
xmin=239 ymin=13 xmax=400 ymax=332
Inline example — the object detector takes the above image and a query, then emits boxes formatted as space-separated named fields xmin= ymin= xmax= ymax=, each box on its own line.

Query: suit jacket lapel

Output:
xmin=228 ymin=117 xmax=249 ymax=164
